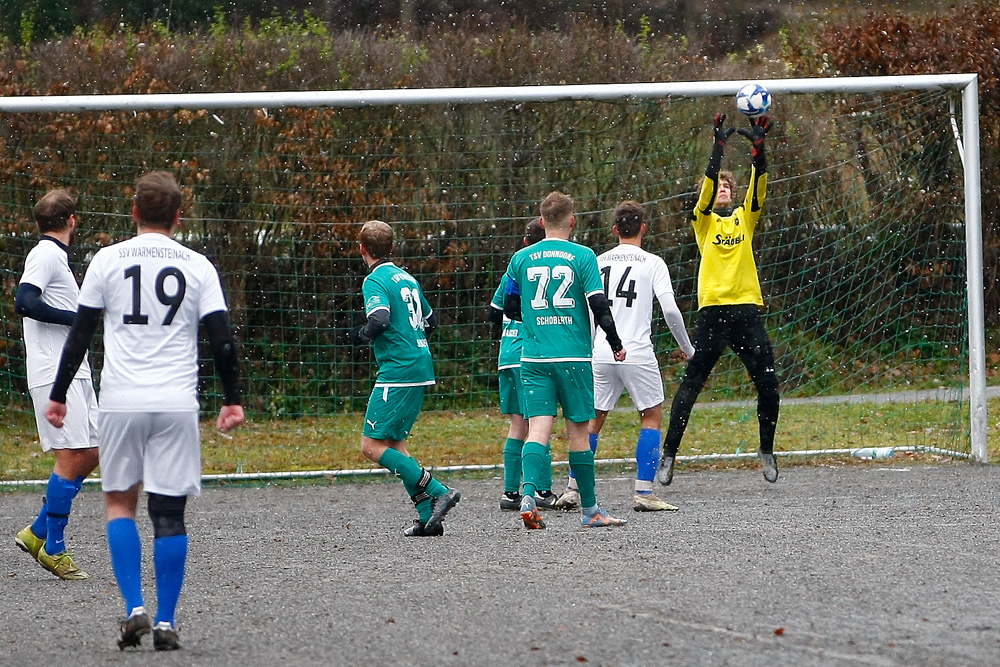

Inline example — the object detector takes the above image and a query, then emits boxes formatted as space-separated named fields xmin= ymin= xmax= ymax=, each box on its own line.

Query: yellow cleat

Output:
xmin=38 ymin=544 xmax=90 ymax=580
xmin=15 ymin=525 xmax=45 ymax=561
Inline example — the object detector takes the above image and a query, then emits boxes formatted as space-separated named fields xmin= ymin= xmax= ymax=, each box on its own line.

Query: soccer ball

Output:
xmin=735 ymin=83 xmax=772 ymax=117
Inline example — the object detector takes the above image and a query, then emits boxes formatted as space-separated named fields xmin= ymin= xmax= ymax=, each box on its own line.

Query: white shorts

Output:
xmin=30 ymin=380 xmax=99 ymax=452
xmin=593 ymin=360 xmax=665 ymax=413
xmin=98 ymin=411 xmax=202 ymax=497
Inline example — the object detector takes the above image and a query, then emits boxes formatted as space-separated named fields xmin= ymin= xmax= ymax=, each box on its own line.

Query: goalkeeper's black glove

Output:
xmin=707 ymin=113 xmax=735 ymax=178
xmin=737 ymin=114 xmax=772 ymax=171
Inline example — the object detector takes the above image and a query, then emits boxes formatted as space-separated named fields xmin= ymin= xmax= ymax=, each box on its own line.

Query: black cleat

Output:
xmin=657 ymin=454 xmax=675 ymax=486
xmin=499 ymin=491 xmax=521 ymax=511
xmin=153 ymin=622 xmax=181 ymax=651
xmin=534 ymin=490 xmax=559 ymax=510
xmin=403 ymin=519 xmax=444 ymax=537
xmin=758 ymin=448 xmax=779 ymax=483
xmin=424 ymin=487 xmax=461 ymax=531
xmin=117 ymin=607 xmax=152 ymax=650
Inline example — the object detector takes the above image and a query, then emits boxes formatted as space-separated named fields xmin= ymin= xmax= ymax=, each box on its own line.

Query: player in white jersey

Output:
xmin=45 ymin=172 xmax=245 ymax=652
xmin=13 ymin=189 xmax=99 ymax=581
xmin=555 ymin=201 xmax=694 ymax=512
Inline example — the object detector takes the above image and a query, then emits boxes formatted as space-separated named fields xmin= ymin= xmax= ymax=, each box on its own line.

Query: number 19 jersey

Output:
xmin=76 ymin=233 xmax=228 ymax=412
xmin=503 ymin=237 xmax=604 ymax=362
xmin=363 ymin=262 xmax=435 ymax=387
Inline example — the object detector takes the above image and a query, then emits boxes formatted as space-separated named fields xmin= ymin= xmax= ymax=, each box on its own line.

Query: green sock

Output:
xmin=540 ymin=442 xmax=553 ymax=493
xmin=520 ymin=441 xmax=548 ymax=497
xmin=502 ymin=438 xmax=524 ymax=494
xmin=380 ymin=449 xmax=446 ymax=522
xmin=568 ymin=450 xmax=597 ymax=509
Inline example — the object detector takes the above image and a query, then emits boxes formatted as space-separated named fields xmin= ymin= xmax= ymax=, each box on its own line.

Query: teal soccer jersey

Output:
xmin=503 ymin=237 xmax=604 ymax=362
xmin=363 ymin=262 xmax=435 ymax=387
xmin=491 ymin=277 xmax=523 ymax=370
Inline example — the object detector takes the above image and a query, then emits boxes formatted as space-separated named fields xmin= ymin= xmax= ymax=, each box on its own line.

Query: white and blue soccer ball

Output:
xmin=735 ymin=83 xmax=772 ymax=117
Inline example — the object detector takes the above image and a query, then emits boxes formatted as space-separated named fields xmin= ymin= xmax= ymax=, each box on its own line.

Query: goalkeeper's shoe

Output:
xmin=632 ymin=493 xmax=679 ymax=512
xmin=153 ymin=621 xmax=181 ymax=651
xmin=38 ymin=544 xmax=89 ymax=580
xmin=554 ymin=487 xmax=580 ymax=511
xmin=534 ymin=490 xmax=559 ymax=510
xmin=403 ymin=519 xmax=444 ymax=537
xmin=424 ymin=487 xmax=461 ymax=531
xmin=519 ymin=495 xmax=545 ymax=530
xmin=117 ymin=607 xmax=152 ymax=650
xmin=656 ymin=454 xmax=675 ymax=486
xmin=758 ymin=448 xmax=779 ymax=483
xmin=581 ymin=506 xmax=627 ymax=529
xmin=499 ymin=491 xmax=521 ymax=511
xmin=15 ymin=525 xmax=44 ymax=561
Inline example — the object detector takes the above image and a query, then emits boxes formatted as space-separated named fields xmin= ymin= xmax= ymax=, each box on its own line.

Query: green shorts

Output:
xmin=363 ymin=385 xmax=426 ymax=441
xmin=498 ymin=367 xmax=526 ymax=417
xmin=520 ymin=360 xmax=595 ymax=423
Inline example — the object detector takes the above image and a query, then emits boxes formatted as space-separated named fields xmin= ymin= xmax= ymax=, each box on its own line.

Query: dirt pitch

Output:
xmin=3 ymin=462 xmax=1000 ymax=666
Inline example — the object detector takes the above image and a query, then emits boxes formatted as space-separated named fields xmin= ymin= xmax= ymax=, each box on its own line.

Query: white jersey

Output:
xmin=593 ymin=243 xmax=694 ymax=364
xmin=77 ymin=233 xmax=228 ymax=412
xmin=19 ymin=238 xmax=92 ymax=389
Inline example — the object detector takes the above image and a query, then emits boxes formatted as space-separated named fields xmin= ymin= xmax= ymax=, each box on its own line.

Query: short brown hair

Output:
xmin=360 ymin=220 xmax=394 ymax=259
xmin=613 ymin=200 xmax=645 ymax=238
xmin=34 ymin=189 xmax=76 ymax=233
xmin=524 ymin=218 xmax=545 ymax=246
xmin=539 ymin=191 xmax=573 ymax=230
xmin=134 ymin=171 xmax=182 ymax=229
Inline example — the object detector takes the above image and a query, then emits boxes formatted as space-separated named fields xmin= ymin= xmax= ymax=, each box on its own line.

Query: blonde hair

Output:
xmin=360 ymin=220 xmax=394 ymax=259
xmin=539 ymin=191 xmax=573 ymax=230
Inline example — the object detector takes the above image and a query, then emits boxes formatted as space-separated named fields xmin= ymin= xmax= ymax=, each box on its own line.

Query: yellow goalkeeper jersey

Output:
xmin=691 ymin=166 xmax=768 ymax=309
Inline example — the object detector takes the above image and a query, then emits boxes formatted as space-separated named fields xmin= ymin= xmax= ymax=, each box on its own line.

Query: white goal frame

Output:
xmin=0 ymin=73 xmax=985 ymax=464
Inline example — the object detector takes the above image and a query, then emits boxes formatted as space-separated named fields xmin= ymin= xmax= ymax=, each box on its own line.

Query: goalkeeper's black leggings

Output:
xmin=664 ymin=305 xmax=780 ymax=456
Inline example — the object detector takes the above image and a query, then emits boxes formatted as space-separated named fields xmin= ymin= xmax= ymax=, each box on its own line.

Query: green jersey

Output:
xmin=503 ymin=237 xmax=604 ymax=363
xmin=491 ymin=277 xmax=523 ymax=370
xmin=363 ymin=262 xmax=435 ymax=387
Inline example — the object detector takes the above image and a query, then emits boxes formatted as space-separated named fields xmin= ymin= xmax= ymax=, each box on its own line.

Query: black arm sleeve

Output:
xmin=488 ymin=304 xmax=504 ymax=325
xmin=706 ymin=141 xmax=725 ymax=180
xmin=49 ymin=306 xmax=101 ymax=403
xmin=359 ymin=308 xmax=391 ymax=342
xmin=203 ymin=311 xmax=242 ymax=406
xmin=752 ymin=142 xmax=767 ymax=173
xmin=14 ymin=283 xmax=76 ymax=326
xmin=503 ymin=293 xmax=522 ymax=322
xmin=423 ymin=311 xmax=438 ymax=337
xmin=588 ymin=293 xmax=623 ymax=353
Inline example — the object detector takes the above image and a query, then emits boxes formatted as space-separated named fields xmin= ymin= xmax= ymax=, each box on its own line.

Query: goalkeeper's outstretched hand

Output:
xmin=713 ymin=113 xmax=736 ymax=146
xmin=737 ymin=115 xmax=773 ymax=146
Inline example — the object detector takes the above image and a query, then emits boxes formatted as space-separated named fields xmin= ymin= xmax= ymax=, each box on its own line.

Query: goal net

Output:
xmin=0 ymin=76 xmax=984 ymax=480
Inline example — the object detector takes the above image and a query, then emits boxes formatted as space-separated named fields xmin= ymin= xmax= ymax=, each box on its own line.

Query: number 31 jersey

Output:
xmin=363 ymin=262 xmax=435 ymax=387
xmin=77 ymin=233 xmax=228 ymax=412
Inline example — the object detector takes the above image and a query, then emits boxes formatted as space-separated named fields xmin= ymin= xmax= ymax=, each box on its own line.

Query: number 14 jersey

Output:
xmin=77 ymin=233 xmax=228 ymax=412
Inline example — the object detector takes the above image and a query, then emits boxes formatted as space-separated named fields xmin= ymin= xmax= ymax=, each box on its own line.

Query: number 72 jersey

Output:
xmin=503 ymin=237 xmax=604 ymax=363
xmin=76 ymin=233 xmax=229 ymax=412
xmin=363 ymin=262 xmax=435 ymax=387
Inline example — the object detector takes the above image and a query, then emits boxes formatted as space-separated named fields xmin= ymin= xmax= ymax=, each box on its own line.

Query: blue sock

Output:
xmin=154 ymin=535 xmax=188 ymax=626
xmin=107 ymin=518 xmax=144 ymax=615
xmin=571 ymin=433 xmax=599 ymax=480
xmin=44 ymin=473 xmax=78 ymax=555
xmin=635 ymin=428 xmax=662 ymax=487
xmin=31 ymin=498 xmax=48 ymax=539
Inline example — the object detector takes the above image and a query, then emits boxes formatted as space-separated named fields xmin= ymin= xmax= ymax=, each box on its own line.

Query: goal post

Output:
xmin=0 ymin=73 xmax=986 ymax=478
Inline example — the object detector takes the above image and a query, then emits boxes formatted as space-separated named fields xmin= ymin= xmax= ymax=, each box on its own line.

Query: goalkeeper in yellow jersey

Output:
xmin=659 ymin=112 xmax=780 ymax=485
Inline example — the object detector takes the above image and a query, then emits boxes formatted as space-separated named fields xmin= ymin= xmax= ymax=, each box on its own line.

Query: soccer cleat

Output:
xmin=15 ymin=525 xmax=44 ymax=561
xmin=424 ymin=487 xmax=461 ymax=531
xmin=656 ymin=454 xmax=675 ymax=486
xmin=632 ymin=492 xmax=680 ymax=512
xmin=519 ymin=494 xmax=546 ymax=530
xmin=759 ymin=449 xmax=779 ymax=483
xmin=153 ymin=621 xmax=181 ymax=651
xmin=581 ymin=506 xmax=627 ymax=528
xmin=534 ymin=490 xmax=559 ymax=510
xmin=117 ymin=607 xmax=152 ymax=650
xmin=499 ymin=491 xmax=521 ymax=511
xmin=37 ymin=544 xmax=89 ymax=580
xmin=554 ymin=487 xmax=580 ymax=511
xmin=403 ymin=519 xmax=444 ymax=537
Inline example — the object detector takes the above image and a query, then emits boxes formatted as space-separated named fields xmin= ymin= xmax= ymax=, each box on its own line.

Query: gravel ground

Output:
xmin=3 ymin=461 xmax=1000 ymax=666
